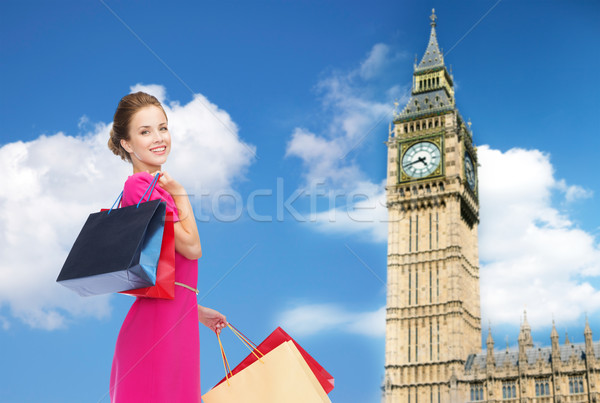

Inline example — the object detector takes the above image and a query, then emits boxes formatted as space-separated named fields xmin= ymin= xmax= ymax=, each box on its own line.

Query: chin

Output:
xmin=148 ymin=153 xmax=169 ymax=166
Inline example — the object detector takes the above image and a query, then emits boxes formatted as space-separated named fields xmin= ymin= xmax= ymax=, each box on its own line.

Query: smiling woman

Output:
xmin=107 ymin=92 xmax=228 ymax=403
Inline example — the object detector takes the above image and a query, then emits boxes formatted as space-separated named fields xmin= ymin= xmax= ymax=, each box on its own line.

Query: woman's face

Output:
xmin=121 ymin=105 xmax=171 ymax=173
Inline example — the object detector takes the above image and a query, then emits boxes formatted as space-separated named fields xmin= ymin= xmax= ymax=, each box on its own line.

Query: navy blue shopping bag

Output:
xmin=57 ymin=175 xmax=167 ymax=296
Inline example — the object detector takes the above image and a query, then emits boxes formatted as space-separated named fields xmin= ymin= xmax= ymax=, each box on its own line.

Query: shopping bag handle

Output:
xmin=216 ymin=323 xmax=265 ymax=385
xmin=137 ymin=173 xmax=161 ymax=207
xmin=107 ymin=173 xmax=161 ymax=215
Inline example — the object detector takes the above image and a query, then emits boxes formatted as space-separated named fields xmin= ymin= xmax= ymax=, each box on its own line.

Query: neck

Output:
xmin=132 ymin=160 xmax=162 ymax=174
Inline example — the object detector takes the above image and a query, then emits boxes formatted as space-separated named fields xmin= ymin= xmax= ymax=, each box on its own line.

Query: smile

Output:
xmin=150 ymin=146 xmax=166 ymax=153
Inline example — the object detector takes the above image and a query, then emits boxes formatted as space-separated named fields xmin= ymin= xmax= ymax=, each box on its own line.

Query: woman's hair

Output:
xmin=108 ymin=91 xmax=167 ymax=161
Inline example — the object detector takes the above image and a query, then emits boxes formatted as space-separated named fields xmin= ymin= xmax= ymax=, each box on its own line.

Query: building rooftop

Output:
xmin=465 ymin=341 xmax=600 ymax=371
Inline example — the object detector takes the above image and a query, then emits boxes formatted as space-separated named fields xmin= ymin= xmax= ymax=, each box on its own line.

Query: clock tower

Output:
xmin=384 ymin=10 xmax=481 ymax=403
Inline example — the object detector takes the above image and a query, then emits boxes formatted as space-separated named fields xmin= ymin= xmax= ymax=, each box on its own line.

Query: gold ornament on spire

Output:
xmin=430 ymin=8 xmax=437 ymax=27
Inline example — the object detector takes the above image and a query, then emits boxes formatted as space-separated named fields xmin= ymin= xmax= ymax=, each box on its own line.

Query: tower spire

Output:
xmin=416 ymin=8 xmax=445 ymax=72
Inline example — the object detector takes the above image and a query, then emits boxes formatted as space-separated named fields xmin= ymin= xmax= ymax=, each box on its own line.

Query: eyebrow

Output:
xmin=137 ymin=122 xmax=168 ymax=130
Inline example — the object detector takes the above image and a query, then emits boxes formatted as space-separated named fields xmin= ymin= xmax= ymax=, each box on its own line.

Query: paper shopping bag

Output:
xmin=215 ymin=326 xmax=334 ymax=394
xmin=57 ymin=175 xmax=166 ymax=296
xmin=202 ymin=341 xmax=331 ymax=403
xmin=119 ymin=210 xmax=175 ymax=299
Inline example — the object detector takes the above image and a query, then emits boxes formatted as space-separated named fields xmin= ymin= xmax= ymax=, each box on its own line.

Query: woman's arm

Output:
xmin=154 ymin=171 xmax=202 ymax=260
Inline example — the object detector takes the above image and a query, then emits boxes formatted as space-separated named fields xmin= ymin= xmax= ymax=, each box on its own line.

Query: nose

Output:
xmin=152 ymin=129 xmax=164 ymax=142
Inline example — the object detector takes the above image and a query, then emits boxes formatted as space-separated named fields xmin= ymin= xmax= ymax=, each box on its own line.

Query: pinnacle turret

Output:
xmin=519 ymin=310 xmax=534 ymax=349
xmin=486 ymin=327 xmax=494 ymax=347
xmin=585 ymin=315 xmax=592 ymax=337
xmin=551 ymin=320 xmax=559 ymax=341
xmin=584 ymin=315 xmax=596 ymax=364
xmin=486 ymin=327 xmax=495 ymax=368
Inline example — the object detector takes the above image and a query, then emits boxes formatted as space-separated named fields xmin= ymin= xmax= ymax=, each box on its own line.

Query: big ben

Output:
xmin=384 ymin=10 xmax=481 ymax=403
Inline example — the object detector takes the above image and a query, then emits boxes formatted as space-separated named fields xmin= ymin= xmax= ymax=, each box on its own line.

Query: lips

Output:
xmin=150 ymin=146 xmax=166 ymax=153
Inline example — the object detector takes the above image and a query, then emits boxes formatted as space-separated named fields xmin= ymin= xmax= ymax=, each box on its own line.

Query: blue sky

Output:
xmin=1 ymin=1 xmax=599 ymax=402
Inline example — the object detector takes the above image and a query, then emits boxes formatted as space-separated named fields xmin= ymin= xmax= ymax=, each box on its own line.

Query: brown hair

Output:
xmin=107 ymin=91 xmax=168 ymax=162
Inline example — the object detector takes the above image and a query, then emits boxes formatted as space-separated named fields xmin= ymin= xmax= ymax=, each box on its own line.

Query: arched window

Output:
xmin=545 ymin=383 xmax=549 ymax=395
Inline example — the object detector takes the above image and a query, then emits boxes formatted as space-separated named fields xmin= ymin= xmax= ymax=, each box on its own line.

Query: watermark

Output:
xmin=175 ymin=177 xmax=400 ymax=223
xmin=172 ymin=177 xmax=438 ymax=224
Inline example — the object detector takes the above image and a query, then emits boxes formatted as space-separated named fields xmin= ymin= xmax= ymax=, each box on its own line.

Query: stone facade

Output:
xmin=383 ymin=10 xmax=599 ymax=403
xmin=464 ymin=316 xmax=600 ymax=403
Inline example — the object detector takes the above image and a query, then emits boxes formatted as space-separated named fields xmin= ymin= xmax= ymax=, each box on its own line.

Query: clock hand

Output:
xmin=403 ymin=156 xmax=427 ymax=168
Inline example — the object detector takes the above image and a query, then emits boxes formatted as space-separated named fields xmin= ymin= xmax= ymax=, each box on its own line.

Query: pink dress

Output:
xmin=110 ymin=172 xmax=200 ymax=402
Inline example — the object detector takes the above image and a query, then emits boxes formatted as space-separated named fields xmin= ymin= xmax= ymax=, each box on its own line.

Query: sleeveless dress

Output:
xmin=110 ymin=172 xmax=200 ymax=402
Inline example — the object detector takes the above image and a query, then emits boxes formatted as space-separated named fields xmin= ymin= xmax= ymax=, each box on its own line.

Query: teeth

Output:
xmin=151 ymin=147 xmax=166 ymax=152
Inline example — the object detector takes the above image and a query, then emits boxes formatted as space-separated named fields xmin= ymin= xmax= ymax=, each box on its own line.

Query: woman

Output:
xmin=107 ymin=91 xmax=227 ymax=402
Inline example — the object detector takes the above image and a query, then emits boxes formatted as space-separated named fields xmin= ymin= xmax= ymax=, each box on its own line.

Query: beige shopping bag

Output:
xmin=202 ymin=340 xmax=331 ymax=403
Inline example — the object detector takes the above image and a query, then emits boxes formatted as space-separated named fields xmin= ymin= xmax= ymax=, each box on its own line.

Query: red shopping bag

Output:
xmin=215 ymin=326 xmax=334 ymax=394
xmin=119 ymin=210 xmax=175 ymax=299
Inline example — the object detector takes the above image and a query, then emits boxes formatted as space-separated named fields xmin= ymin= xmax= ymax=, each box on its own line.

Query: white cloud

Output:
xmin=478 ymin=145 xmax=600 ymax=327
xmin=130 ymin=83 xmax=167 ymax=104
xmin=0 ymin=316 xmax=10 ymax=330
xmin=0 ymin=84 xmax=255 ymax=330
xmin=360 ymin=43 xmax=390 ymax=80
xmin=285 ymin=44 xmax=403 ymax=240
xmin=278 ymin=303 xmax=385 ymax=338
xmin=285 ymin=128 xmax=364 ymax=189
xmin=286 ymin=44 xmax=401 ymax=186
xmin=557 ymin=181 xmax=593 ymax=203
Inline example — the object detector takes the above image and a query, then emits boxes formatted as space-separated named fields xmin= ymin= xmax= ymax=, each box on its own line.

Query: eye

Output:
xmin=160 ymin=127 xmax=168 ymax=131
xmin=141 ymin=130 xmax=150 ymax=135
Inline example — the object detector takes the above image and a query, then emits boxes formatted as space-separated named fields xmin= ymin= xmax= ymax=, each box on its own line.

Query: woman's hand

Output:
xmin=198 ymin=305 xmax=228 ymax=334
xmin=150 ymin=170 xmax=184 ymax=197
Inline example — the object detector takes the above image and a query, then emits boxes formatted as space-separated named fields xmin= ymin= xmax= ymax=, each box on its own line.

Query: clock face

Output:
xmin=464 ymin=153 xmax=476 ymax=190
xmin=401 ymin=141 xmax=441 ymax=179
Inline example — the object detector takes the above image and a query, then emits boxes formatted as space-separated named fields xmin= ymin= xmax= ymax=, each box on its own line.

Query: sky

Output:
xmin=1 ymin=1 xmax=599 ymax=402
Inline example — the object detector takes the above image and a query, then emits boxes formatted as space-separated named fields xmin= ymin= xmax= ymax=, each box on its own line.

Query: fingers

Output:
xmin=214 ymin=321 xmax=227 ymax=335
